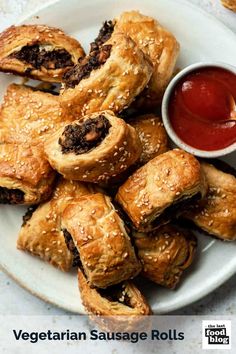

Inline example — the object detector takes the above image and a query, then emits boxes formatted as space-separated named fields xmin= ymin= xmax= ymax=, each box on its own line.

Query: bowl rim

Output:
xmin=161 ymin=61 xmax=236 ymax=158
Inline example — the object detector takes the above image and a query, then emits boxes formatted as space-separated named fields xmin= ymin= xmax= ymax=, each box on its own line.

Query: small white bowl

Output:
xmin=161 ymin=62 xmax=236 ymax=158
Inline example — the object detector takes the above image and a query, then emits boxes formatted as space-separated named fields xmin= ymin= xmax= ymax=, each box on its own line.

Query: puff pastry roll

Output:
xmin=44 ymin=110 xmax=142 ymax=183
xmin=78 ymin=269 xmax=151 ymax=317
xmin=134 ymin=225 xmax=197 ymax=289
xmin=61 ymin=32 xmax=153 ymax=117
xmin=183 ymin=161 xmax=236 ymax=241
xmin=116 ymin=149 xmax=207 ymax=231
xmin=17 ymin=178 xmax=94 ymax=271
xmin=0 ymin=83 xmax=73 ymax=204
xmin=0 ymin=143 xmax=55 ymax=204
xmin=0 ymin=84 xmax=69 ymax=146
xmin=221 ymin=0 xmax=236 ymax=12
xmin=0 ymin=25 xmax=85 ymax=82
xmin=128 ymin=114 xmax=169 ymax=165
xmin=115 ymin=11 xmax=180 ymax=109
xmin=62 ymin=193 xmax=141 ymax=288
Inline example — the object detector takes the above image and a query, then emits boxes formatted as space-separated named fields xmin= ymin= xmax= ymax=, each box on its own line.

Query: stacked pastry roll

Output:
xmin=0 ymin=84 xmax=74 ymax=204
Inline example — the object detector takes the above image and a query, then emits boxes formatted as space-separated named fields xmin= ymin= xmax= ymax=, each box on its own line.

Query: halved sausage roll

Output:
xmin=0 ymin=83 xmax=73 ymax=204
xmin=78 ymin=268 xmax=151 ymax=316
xmin=182 ymin=161 xmax=236 ymax=241
xmin=116 ymin=149 xmax=207 ymax=231
xmin=17 ymin=178 xmax=94 ymax=270
xmin=134 ymin=225 xmax=197 ymax=289
xmin=62 ymin=193 xmax=141 ymax=288
xmin=0 ymin=24 xmax=85 ymax=82
xmin=44 ymin=110 xmax=142 ymax=183
xmin=60 ymin=32 xmax=153 ymax=117
xmin=0 ymin=143 xmax=55 ymax=205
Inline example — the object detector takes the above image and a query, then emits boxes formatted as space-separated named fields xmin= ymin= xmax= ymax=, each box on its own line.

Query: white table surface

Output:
xmin=0 ymin=0 xmax=235 ymax=317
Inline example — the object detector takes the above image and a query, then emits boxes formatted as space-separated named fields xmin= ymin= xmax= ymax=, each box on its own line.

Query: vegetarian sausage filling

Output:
xmin=11 ymin=44 xmax=74 ymax=70
xmin=59 ymin=115 xmax=111 ymax=155
xmin=146 ymin=192 xmax=202 ymax=230
xmin=63 ymin=44 xmax=112 ymax=88
xmin=0 ymin=187 xmax=24 ymax=204
xmin=98 ymin=284 xmax=133 ymax=307
xmin=63 ymin=229 xmax=81 ymax=267
xmin=22 ymin=206 xmax=38 ymax=226
xmin=90 ymin=20 xmax=114 ymax=51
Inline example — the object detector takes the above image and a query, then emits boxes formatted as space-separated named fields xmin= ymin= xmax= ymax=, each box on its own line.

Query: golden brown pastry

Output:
xmin=0 ymin=84 xmax=73 ymax=204
xmin=44 ymin=110 xmax=142 ymax=183
xmin=134 ymin=225 xmax=197 ymax=289
xmin=0 ymin=143 xmax=55 ymax=204
xmin=115 ymin=11 xmax=180 ymax=109
xmin=0 ymin=84 xmax=69 ymax=145
xmin=78 ymin=268 xmax=151 ymax=316
xmin=0 ymin=24 xmax=85 ymax=82
xmin=60 ymin=32 xmax=153 ymax=117
xmin=182 ymin=161 xmax=236 ymax=241
xmin=128 ymin=114 xmax=169 ymax=165
xmin=62 ymin=193 xmax=141 ymax=288
xmin=116 ymin=149 xmax=207 ymax=231
xmin=17 ymin=178 xmax=94 ymax=271
xmin=221 ymin=0 xmax=236 ymax=12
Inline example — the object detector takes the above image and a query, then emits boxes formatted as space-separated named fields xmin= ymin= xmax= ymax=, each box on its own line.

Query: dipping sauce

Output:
xmin=169 ymin=67 xmax=236 ymax=151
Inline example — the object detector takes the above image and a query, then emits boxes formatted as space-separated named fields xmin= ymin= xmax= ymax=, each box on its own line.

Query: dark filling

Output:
xmin=63 ymin=44 xmax=112 ymax=88
xmin=146 ymin=192 xmax=202 ymax=230
xmin=59 ymin=115 xmax=111 ymax=154
xmin=63 ymin=229 xmax=81 ymax=267
xmin=90 ymin=20 xmax=114 ymax=51
xmin=98 ymin=284 xmax=132 ymax=307
xmin=22 ymin=205 xmax=38 ymax=226
xmin=11 ymin=44 xmax=74 ymax=70
xmin=0 ymin=187 xmax=24 ymax=204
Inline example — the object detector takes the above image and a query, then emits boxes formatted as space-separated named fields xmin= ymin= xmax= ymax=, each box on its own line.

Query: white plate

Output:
xmin=0 ymin=0 xmax=236 ymax=314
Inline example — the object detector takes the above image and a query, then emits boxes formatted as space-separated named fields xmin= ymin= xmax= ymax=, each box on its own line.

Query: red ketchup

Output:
xmin=169 ymin=67 xmax=236 ymax=151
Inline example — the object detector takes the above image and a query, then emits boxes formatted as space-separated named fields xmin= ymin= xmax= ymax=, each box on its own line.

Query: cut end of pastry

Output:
xmin=63 ymin=44 xmax=112 ymax=88
xmin=0 ymin=186 xmax=25 ymax=204
xmin=44 ymin=110 xmax=142 ymax=183
xmin=58 ymin=114 xmax=111 ymax=154
xmin=0 ymin=24 xmax=85 ymax=82
xmin=78 ymin=268 xmax=152 ymax=317
xmin=21 ymin=205 xmax=38 ymax=226
xmin=90 ymin=20 xmax=115 ymax=51
xmin=62 ymin=228 xmax=81 ymax=267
